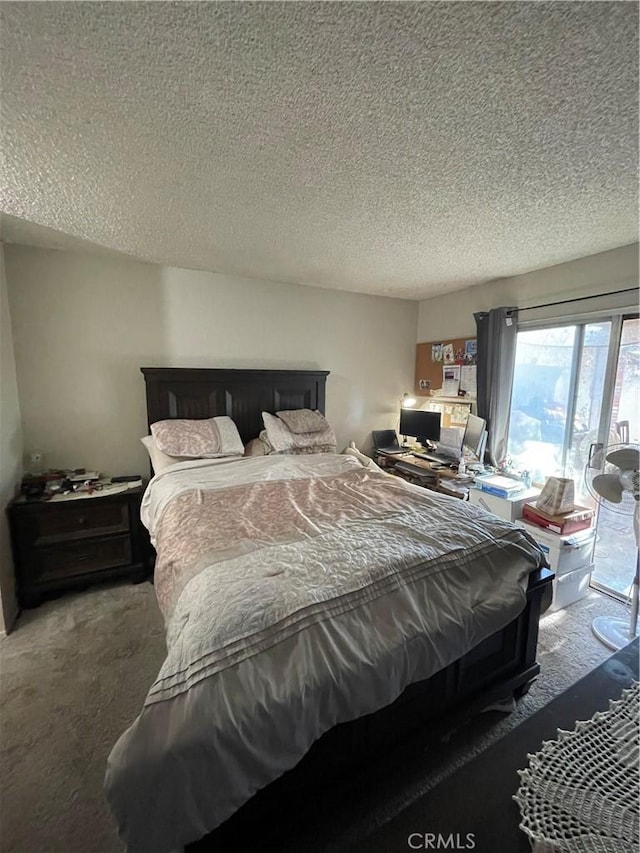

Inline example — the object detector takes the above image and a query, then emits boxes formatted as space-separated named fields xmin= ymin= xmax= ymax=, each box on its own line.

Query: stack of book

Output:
xmin=522 ymin=501 xmax=594 ymax=535
xmin=476 ymin=474 xmax=526 ymax=499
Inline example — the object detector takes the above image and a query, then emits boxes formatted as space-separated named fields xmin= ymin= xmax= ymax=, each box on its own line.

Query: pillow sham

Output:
xmin=140 ymin=436 xmax=193 ymax=474
xmin=150 ymin=416 xmax=244 ymax=459
xmin=276 ymin=408 xmax=328 ymax=434
xmin=262 ymin=411 xmax=337 ymax=453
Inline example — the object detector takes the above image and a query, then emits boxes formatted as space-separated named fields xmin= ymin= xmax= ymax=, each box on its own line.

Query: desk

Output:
xmin=375 ymin=453 xmax=470 ymax=499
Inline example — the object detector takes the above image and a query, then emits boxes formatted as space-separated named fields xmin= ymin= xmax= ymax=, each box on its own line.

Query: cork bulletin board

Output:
xmin=414 ymin=337 xmax=477 ymax=397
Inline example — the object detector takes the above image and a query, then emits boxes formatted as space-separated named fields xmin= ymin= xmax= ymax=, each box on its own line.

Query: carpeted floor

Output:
xmin=0 ymin=580 xmax=630 ymax=853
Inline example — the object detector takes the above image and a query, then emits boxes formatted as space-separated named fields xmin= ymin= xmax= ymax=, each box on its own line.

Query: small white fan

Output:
xmin=585 ymin=443 xmax=639 ymax=650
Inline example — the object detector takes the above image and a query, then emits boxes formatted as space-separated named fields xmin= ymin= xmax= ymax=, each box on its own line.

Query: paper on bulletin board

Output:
xmin=442 ymin=365 xmax=460 ymax=396
xmin=460 ymin=365 xmax=477 ymax=396
xmin=464 ymin=339 xmax=477 ymax=362
xmin=450 ymin=404 xmax=470 ymax=425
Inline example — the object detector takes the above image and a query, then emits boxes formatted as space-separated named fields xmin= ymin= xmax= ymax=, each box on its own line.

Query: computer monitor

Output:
xmin=463 ymin=413 xmax=487 ymax=462
xmin=399 ymin=409 xmax=441 ymax=448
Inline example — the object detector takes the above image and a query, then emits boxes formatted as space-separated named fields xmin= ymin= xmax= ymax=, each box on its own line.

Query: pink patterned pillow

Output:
xmin=276 ymin=409 xmax=328 ymax=434
xmin=262 ymin=412 xmax=336 ymax=453
xmin=150 ymin=417 xmax=244 ymax=458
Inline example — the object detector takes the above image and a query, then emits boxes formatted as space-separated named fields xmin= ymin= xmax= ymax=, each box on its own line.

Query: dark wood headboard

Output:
xmin=141 ymin=367 xmax=330 ymax=444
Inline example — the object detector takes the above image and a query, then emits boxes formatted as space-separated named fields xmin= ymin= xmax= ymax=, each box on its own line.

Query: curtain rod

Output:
xmin=519 ymin=286 xmax=638 ymax=313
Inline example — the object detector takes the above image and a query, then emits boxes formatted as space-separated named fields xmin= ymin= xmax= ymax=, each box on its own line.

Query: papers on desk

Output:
xmin=438 ymin=480 xmax=470 ymax=498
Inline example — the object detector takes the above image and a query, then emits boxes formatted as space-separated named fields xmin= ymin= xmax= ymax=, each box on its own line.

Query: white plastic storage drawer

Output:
xmin=546 ymin=563 xmax=593 ymax=613
xmin=468 ymin=487 xmax=541 ymax=522
xmin=517 ymin=520 xmax=595 ymax=575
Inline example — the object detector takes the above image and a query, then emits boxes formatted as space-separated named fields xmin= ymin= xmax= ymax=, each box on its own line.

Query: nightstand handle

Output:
xmin=78 ymin=516 xmax=87 ymax=525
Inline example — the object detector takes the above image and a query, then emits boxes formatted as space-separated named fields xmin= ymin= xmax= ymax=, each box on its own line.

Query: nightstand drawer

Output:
xmin=36 ymin=501 xmax=129 ymax=543
xmin=36 ymin=535 xmax=133 ymax=581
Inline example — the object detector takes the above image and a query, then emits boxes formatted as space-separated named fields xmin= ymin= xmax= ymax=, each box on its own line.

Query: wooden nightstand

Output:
xmin=7 ymin=484 xmax=150 ymax=608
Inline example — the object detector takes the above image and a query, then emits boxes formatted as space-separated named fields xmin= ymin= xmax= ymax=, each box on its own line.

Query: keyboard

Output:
xmin=412 ymin=451 xmax=457 ymax=466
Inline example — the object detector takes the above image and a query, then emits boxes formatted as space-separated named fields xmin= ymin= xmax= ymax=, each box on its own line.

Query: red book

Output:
xmin=522 ymin=502 xmax=594 ymax=535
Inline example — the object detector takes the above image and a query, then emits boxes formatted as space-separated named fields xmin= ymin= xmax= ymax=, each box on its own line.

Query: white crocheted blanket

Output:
xmin=514 ymin=681 xmax=639 ymax=853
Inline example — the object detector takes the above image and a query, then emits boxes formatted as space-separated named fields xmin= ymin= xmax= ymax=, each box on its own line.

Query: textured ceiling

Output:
xmin=1 ymin=2 xmax=638 ymax=300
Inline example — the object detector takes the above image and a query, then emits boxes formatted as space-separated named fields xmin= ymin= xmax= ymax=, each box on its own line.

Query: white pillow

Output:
xmin=150 ymin=416 xmax=244 ymax=459
xmin=140 ymin=436 xmax=193 ymax=474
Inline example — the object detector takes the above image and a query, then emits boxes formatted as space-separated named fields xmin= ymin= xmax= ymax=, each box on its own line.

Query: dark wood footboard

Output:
xmin=189 ymin=567 xmax=554 ymax=851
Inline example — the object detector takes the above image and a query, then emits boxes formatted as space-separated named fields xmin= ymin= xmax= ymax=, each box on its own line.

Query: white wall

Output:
xmin=417 ymin=243 xmax=639 ymax=341
xmin=4 ymin=245 xmax=417 ymax=477
xmin=0 ymin=244 xmax=22 ymax=633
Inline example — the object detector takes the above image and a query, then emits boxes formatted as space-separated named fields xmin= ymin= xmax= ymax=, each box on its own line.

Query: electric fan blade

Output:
xmin=592 ymin=473 xmax=624 ymax=503
xmin=606 ymin=448 xmax=639 ymax=472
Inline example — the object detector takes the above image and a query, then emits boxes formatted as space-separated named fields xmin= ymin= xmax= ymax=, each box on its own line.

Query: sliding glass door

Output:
xmin=508 ymin=321 xmax=612 ymax=489
xmin=508 ymin=313 xmax=638 ymax=599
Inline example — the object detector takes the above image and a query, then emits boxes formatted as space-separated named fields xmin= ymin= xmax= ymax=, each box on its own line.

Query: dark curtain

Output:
xmin=474 ymin=307 xmax=518 ymax=467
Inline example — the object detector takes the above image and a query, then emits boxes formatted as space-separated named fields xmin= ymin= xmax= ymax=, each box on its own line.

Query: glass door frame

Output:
xmin=561 ymin=323 xmax=583 ymax=474
xmin=588 ymin=312 xmax=638 ymax=599
xmin=594 ymin=314 xmax=624 ymax=449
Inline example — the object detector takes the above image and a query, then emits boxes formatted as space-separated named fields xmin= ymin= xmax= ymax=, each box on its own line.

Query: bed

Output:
xmin=105 ymin=367 xmax=552 ymax=853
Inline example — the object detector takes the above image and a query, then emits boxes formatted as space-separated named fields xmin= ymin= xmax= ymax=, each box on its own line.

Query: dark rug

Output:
xmin=354 ymin=638 xmax=639 ymax=853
